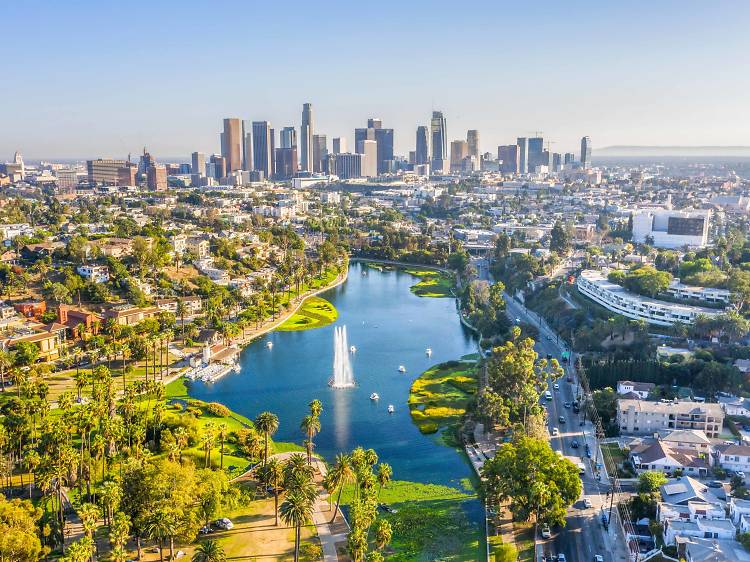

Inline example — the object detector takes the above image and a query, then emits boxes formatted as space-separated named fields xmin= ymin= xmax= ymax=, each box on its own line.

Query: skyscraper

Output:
xmin=355 ymin=127 xmax=375 ymax=152
xmin=367 ymin=118 xmax=382 ymax=129
xmin=430 ymin=111 xmax=447 ymax=173
xmin=450 ymin=140 xmax=469 ymax=172
xmin=221 ymin=118 xmax=242 ymax=173
xmin=300 ymin=103 xmax=314 ymax=172
xmin=516 ymin=137 xmax=529 ymax=174
xmin=415 ymin=126 xmax=429 ymax=166
xmin=498 ymin=145 xmax=520 ymax=174
xmin=312 ymin=134 xmax=328 ymax=173
xmin=252 ymin=121 xmax=273 ymax=180
xmin=374 ymin=127 xmax=394 ymax=174
xmin=358 ymin=139 xmax=377 ymax=177
xmin=467 ymin=130 xmax=480 ymax=162
xmin=211 ymin=154 xmax=227 ymax=179
xmin=564 ymin=152 xmax=575 ymax=165
xmin=328 ymin=152 xmax=362 ymax=179
xmin=527 ymin=137 xmax=544 ymax=170
xmin=242 ymin=120 xmax=253 ymax=171
xmin=191 ymin=152 xmax=206 ymax=176
xmin=332 ymin=137 xmax=347 ymax=154
xmin=274 ymin=148 xmax=298 ymax=180
xmin=281 ymin=126 xmax=297 ymax=149
xmin=147 ymin=164 xmax=167 ymax=190
xmin=580 ymin=136 xmax=592 ymax=169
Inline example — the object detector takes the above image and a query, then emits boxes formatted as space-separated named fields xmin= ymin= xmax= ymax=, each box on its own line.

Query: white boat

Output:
xmin=350 ymin=345 xmax=357 ymax=353
xmin=266 ymin=341 xmax=273 ymax=349
xmin=425 ymin=348 xmax=432 ymax=356
xmin=398 ymin=365 xmax=406 ymax=373
xmin=232 ymin=363 xmax=241 ymax=373
xmin=370 ymin=392 xmax=379 ymax=401
xmin=387 ymin=404 xmax=395 ymax=413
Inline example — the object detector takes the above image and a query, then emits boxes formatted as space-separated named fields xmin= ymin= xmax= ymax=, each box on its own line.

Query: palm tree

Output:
xmin=374 ymin=518 xmax=393 ymax=551
xmin=376 ymin=463 xmax=392 ymax=498
xmin=300 ymin=414 xmax=321 ymax=465
xmin=176 ymin=299 xmax=188 ymax=343
xmin=0 ymin=350 xmax=12 ymax=392
xmin=255 ymin=411 xmax=279 ymax=465
xmin=144 ymin=510 xmax=176 ymax=562
xmin=192 ymin=539 xmax=226 ymax=562
xmin=78 ymin=502 xmax=101 ymax=562
xmin=347 ymin=527 xmax=368 ymax=562
xmin=217 ymin=423 xmax=228 ymax=469
xmin=202 ymin=424 xmax=216 ymax=468
xmin=308 ymin=398 xmax=323 ymax=418
xmin=280 ymin=490 xmax=315 ymax=562
xmin=329 ymin=453 xmax=355 ymax=523
xmin=259 ymin=457 xmax=285 ymax=526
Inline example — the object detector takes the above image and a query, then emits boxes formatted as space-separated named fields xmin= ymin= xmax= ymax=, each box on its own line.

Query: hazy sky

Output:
xmin=3 ymin=0 xmax=749 ymax=161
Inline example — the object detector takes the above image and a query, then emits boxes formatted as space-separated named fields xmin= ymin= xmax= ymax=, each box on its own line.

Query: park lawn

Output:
xmin=341 ymin=480 xmax=481 ymax=561
xmin=513 ymin=521 xmax=535 ymax=562
xmin=404 ymin=268 xmax=455 ymax=298
xmin=409 ymin=362 xmax=478 ymax=434
xmin=277 ymin=297 xmax=338 ymax=332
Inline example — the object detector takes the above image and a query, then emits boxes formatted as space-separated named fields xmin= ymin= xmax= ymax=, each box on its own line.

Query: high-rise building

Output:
xmin=138 ymin=148 xmax=155 ymax=175
xmin=498 ymin=145 xmax=520 ymax=174
xmin=516 ymin=137 xmax=529 ymax=174
xmin=328 ymin=153 xmax=362 ymax=179
xmin=252 ymin=121 xmax=273 ymax=180
xmin=210 ymin=154 xmax=227 ymax=179
xmin=55 ymin=169 xmax=79 ymax=192
xmin=581 ymin=136 xmax=592 ymax=169
xmin=332 ymin=137 xmax=347 ymax=154
xmin=552 ymin=153 xmax=562 ymax=171
xmin=415 ymin=126 xmax=429 ymax=165
xmin=367 ymin=118 xmax=382 ymax=129
xmin=274 ymin=148 xmax=298 ymax=180
xmin=312 ymin=134 xmax=328 ymax=173
xmin=221 ymin=118 xmax=242 ymax=173
xmin=430 ymin=111 xmax=447 ymax=173
xmin=300 ymin=103 xmax=314 ymax=172
xmin=117 ymin=163 xmax=137 ymax=186
xmin=355 ymin=127 xmax=375 ymax=152
xmin=564 ymin=152 xmax=576 ymax=165
xmin=374 ymin=127 xmax=394 ymax=174
xmin=191 ymin=152 xmax=206 ymax=176
xmin=467 ymin=130 xmax=480 ymax=162
xmin=147 ymin=164 xmax=167 ymax=190
xmin=281 ymin=126 xmax=297 ymax=149
xmin=527 ymin=137 xmax=544 ymax=170
xmin=87 ymin=159 xmax=127 ymax=185
xmin=450 ymin=140 xmax=469 ymax=172
xmin=358 ymin=140 xmax=377 ymax=177
xmin=242 ymin=120 xmax=253 ymax=171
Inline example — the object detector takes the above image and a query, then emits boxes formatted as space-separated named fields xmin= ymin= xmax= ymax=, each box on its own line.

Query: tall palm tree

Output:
xmin=192 ymin=539 xmax=226 ymax=562
xmin=329 ymin=453 xmax=355 ymax=523
xmin=308 ymin=399 xmax=323 ymax=418
xmin=300 ymin=414 xmax=321 ymax=465
xmin=78 ymin=502 xmax=101 ymax=562
xmin=262 ymin=457 xmax=285 ymax=526
xmin=144 ymin=510 xmax=176 ymax=562
xmin=0 ymin=350 xmax=12 ymax=392
xmin=376 ymin=463 xmax=393 ymax=498
xmin=255 ymin=411 xmax=279 ymax=465
xmin=176 ymin=299 xmax=188 ymax=343
xmin=280 ymin=490 xmax=315 ymax=562
xmin=217 ymin=423 xmax=228 ymax=469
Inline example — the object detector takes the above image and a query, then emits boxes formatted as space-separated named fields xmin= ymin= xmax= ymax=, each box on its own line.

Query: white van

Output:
xmin=545 ymin=391 xmax=553 ymax=401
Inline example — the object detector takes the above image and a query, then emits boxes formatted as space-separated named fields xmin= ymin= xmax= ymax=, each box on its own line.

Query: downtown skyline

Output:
xmin=3 ymin=0 xmax=750 ymax=159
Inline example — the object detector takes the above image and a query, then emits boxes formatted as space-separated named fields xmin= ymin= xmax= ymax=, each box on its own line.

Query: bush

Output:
xmin=299 ymin=542 xmax=323 ymax=561
xmin=205 ymin=402 xmax=231 ymax=417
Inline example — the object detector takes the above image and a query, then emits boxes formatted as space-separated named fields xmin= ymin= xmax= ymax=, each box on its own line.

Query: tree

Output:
xmin=255 ymin=412 xmax=279 ymax=465
xmin=13 ymin=342 xmax=39 ymax=367
xmin=481 ymin=436 xmax=581 ymax=526
xmin=192 ymin=540 xmax=226 ymax=562
xmin=300 ymin=414 xmax=321 ymax=465
xmin=373 ymin=518 xmax=392 ymax=551
xmin=0 ymin=497 xmax=43 ymax=562
xmin=328 ymin=453 xmax=355 ymax=523
xmin=550 ymin=221 xmax=572 ymax=255
xmin=280 ymin=490 xmax=315 ymax=562
xmin=638 ymin=471 xmax=668 ymax=494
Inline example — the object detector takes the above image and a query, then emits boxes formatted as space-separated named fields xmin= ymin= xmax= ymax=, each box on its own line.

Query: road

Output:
xmin=504 ymin=294 xmax=616 ymax=562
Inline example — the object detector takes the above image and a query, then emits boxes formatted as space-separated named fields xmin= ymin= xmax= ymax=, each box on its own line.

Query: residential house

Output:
xmin=13 ymin=301 xmax=46 ymax=319
xmin=617 ymin=380 xmax=656 ymax=399
xmin=718 ymin=394 xmax=750 ymax=417
xmin=677 ymin=537 xmax=750 ymax=562
xmin=617 ymin=399 xmax=724 ymax=438
xmin=664 ymin=518 xmax=736 ymax=546
xmin=155 ymin=296 xmax=202 ymax=317
xmin=77 ymin=265 xmax=110 ymax=284
xmin=715 ymin=444 xmax=750 ymax=473
xmin=102 ymin=305 xmax=160 ymax=326
xmin=3 ymin=330 xmax=62 ymax=361
xmin=659 ymin=477 xmax=723 ymax=506
xmin=630 ymin=439 xmax=711 ymax=477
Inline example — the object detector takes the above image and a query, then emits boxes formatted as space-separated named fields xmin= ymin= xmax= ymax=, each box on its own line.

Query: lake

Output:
xmin=189 ymin=261 xmax=479 ymax=487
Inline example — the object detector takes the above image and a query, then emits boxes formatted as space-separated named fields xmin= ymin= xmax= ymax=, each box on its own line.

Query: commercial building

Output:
xmin=55 ymin=169 xmax=79 ymax=192
xmin=332 ymin=137 xmax=346 ymax=154
xmin=632 ymin=209 xmax=711 ymax=248
xmin=280 ymin=126 xmax=297 ymax=149
xmin=328 ymin=153 xmax=361 ymax=179
xmin=516 ymin=137 xmax=528 ymax=174
xmin=617 ymin=398 xmax=724 ymax=438
xmin=467 ymin=130 xmax=480 ymax=163
xmin=274 ymin=147 xmax=298 ymax=180
xmin=252 ymin=121 xmax=274 ymax=180
xmin=576 ymin=269 xmax=721 ymax=326
xmin=430 ymin=111 xmax=447 ymax=173
xmin=220 ymin=118 xmax=242 ymax=173
xmin=117 ymin=163 xmax=137 ymax=187
xmin=147 ymin=164 xmax=167 ymax=190
xmin=527 ymin=137 xmax=544 ymax=170
xmin=312 ymin=134 xmax=328 ymax=173
xmin=580 ymin=136 xmax=592 ymax=169
xmin=191 ymin=152 xmax=206 ymax=176
xmin=300 ymin=103 xmax=314 ymax=172
xmin=415 ymin=126 xmax=429 ymax=165
xmin=358 ymin=139 xmax=377 ymax=177
xmin=667 ymin=279 xmax=731 ymax=304
xmin=87 ymin=159 xmax=127 ymax=185
xmin=450 ymin=140 xmax=469 ymax=172
xmin=498 ymin=145 xmax=520 ymax=174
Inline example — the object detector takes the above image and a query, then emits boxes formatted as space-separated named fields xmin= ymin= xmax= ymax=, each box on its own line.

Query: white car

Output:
xmin=541 ymin=525 xmax=551 ymax=539
xmin=214 ymin=517 xmax=234 ymax=530
xmin=594 ymin=556 xmax=604 ymax=562
xmin=551 ymin=427 xmax=559 ymax=436
xmin=553 ymin=383 xmax=560 ymax=390
xmin=583 ymin=498 xmax=593 ymax=508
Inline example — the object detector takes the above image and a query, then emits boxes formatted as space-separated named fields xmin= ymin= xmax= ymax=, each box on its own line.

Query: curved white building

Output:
xmin=576 ymin=270 xmax=721 ymax=326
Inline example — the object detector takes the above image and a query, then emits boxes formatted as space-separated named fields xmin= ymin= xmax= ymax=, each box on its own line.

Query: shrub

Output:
xmin=205 ymin=402 xmax=231 ymax=417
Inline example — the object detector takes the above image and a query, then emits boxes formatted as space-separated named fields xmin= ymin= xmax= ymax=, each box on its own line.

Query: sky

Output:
xmin=3 ymin=0 xmax=750 ymax=161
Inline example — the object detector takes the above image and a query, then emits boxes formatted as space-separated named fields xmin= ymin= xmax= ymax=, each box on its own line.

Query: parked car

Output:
xmin=585 ymin=444 xmax=592 ymax=458
xmin=557 ymin=555 xmax=567 ymax=562
xmin=379 ymin=503 xmax=398 ymax=514
xmin=213 ymin=518 xmax=234 ymax=530
xmin=564 ymin=402 xmax=571 ymax=409
xmin=566 ymin=376 xmax=573 ymax=383
xmin=571 ymin=440 xmax=579 ymax=448
xmin=738 ymin=471 xmax=747 ymax=480
xmin=199 ymin=526 xmax=212 ymax=535
xmin=558 ymin=416 xmax=566 ymax=424
xmin=583 ymin=498 xmax=593 ymax=508
xmin=553 ymin=383 xmax=560 ymax=390
xmin=707 ymin=480 xmax=724 ymax=488
xmin=551 ymin=427 xmax=559 ymax=436
xmin=594 ymin=556 xmax=604 ymax=562
xmin=541 ymin=525 xmax=551 ymax=539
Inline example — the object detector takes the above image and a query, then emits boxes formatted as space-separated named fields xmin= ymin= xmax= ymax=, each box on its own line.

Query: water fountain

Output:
xmin=329 ymin=325 xmax=355 ymax=388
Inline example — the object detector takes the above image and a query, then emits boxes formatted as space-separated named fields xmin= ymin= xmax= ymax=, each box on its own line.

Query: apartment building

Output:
xmin=617 ymin=399 xmax=724 ymax=438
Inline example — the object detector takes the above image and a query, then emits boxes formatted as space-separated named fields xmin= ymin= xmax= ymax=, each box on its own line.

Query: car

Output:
xmin=553 ymin=383 xmax=560 ymax=390
xmin=566 ymin=376 xmax=573 ymax=382
xmin=707 ymin=480 xmax=724 ymax=488
xmin=558 ymin=415 xmax=566 ymax=424
xmin=541 ymin=525 xmax=551 ymax=539
xmin=551 ymin=427 xmax=559 ymax=436
xmin=213 ymin=518 xmax=234 ymax=530
xmin=583 ymin=498 xmax=593 ymax=508
xmin=594 ymin=556 xmax=604 ymax=562
xmin=585 ymin=444 xmax=592 ymax=458
xmin=557 ymin=555 xmax=567 ymax=562
xmin=199 ymin=526 xmax=213 ymax=534
xmin=739 ymin=471 xmax=747 ymax=480
xmin=571 ymin=440 xmax=579 ymax=448
xmin=564 ymin=402 xmax=571 ymax=409
xmin=546 ymin=353 xmax=553 ymax=360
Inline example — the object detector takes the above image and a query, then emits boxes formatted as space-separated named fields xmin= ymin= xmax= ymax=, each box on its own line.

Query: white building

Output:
xmin=631 ymin=209 xmax=710 ymax=249
xmin=617 ymin=380 xmax=655 ymax=399
xmin=577 ymin=270 xmax=721 ymax=326
xmin=617 ymin=399 xmax=723 ymax=438
xmin=716 ymin=444 xmax=750 ymax=473
xmin=667 ymin=279 xmax=731 ymax=304
xmin=76 ymin=265 xmax=110 ymax=284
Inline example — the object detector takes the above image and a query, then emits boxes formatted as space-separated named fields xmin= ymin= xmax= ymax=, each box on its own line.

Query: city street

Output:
xmin=504 ymin=293 xmax=626 ymax=562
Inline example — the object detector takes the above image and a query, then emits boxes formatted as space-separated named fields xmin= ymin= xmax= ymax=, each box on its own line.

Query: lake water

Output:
xmin=189 ymin=261 xmax=479 ymax=487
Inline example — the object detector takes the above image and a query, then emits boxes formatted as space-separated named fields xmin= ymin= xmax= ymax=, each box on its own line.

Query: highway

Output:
xmin=504 ymin=293 xmax=616 ymax=562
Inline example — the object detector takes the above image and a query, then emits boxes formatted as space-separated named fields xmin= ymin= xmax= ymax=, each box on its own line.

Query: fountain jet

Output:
xmin=329 ymin=325 xmax=355 ymax=388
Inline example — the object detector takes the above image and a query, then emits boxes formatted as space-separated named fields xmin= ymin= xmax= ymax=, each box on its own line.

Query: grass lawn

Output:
xmin=601 ymin=442 xmax=626 ymax=476
xmin=277 ymin=297 xmax=338 ymax=332
xmin=513 ymin=521 xmax=535 ymax=562
xmin=403 ymin=268 xmax=455 ymax=298
xmin=408 ymin=362 xmax=478 ymax=434
xmin=341 ymin=480 xmax=481 ymax=561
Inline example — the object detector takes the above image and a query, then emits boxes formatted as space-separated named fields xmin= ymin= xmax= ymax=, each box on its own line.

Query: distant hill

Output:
xmin=597 ymin=145 xmax=750 ymax=157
